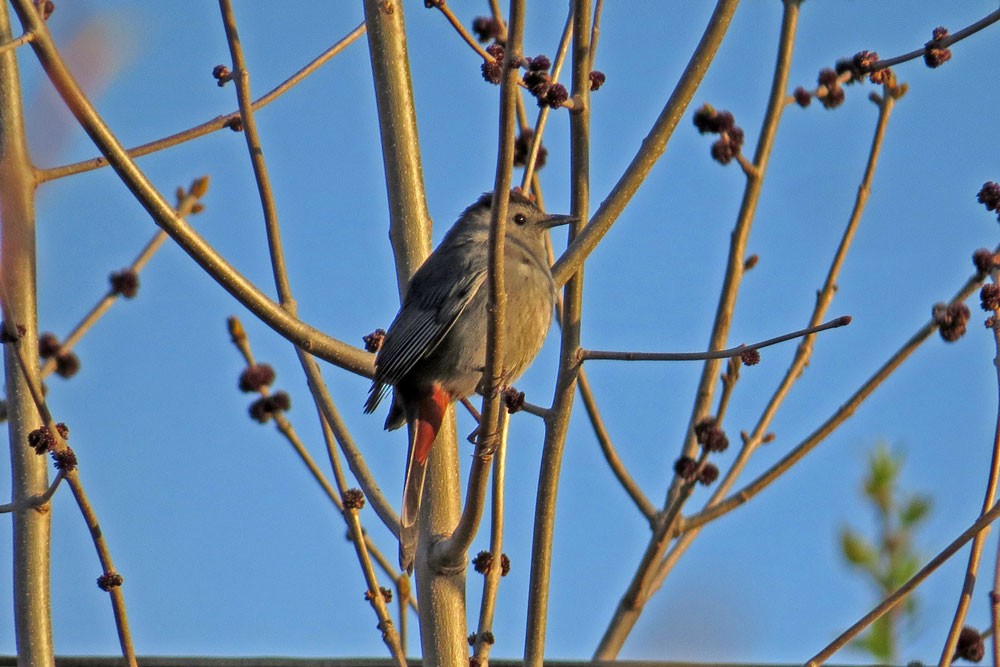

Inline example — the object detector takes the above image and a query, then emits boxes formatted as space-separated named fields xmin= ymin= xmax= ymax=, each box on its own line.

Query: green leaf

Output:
xmin=841 ymin=528 xmax=877 ymax=567
xmin=864 ymin=444 xmax=901 ymax=513
xmin=900 ymin=495 xmax=931 ymax=526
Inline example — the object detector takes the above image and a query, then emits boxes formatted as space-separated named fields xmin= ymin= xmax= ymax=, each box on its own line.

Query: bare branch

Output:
xmin=807 ymin=500 xmax=1000 ymax=667
xmin=868 ymin=8 xmax=1000 ymax=72
xmin=937 ymin=285 xmax=1000 ymax=667
xmin=37 ymin=21 xmax=367 ymax=182
xmin=11 ymin=0 xmax=373 ymax=377
xmin=580 ymin=316 xmax=850 ymax=362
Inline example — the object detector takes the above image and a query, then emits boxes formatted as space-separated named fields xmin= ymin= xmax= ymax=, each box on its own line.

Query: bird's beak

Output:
xmin=541 ymin=213 xmax=578 ymax=229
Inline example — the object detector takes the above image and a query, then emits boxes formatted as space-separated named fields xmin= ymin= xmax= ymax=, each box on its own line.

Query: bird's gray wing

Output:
xmin=365 ymin=244 xmax=486 ymax=412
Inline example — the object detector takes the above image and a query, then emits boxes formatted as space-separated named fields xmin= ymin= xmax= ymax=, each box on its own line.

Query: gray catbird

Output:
xmin=365 ymin=191 xmax=574 ymax=571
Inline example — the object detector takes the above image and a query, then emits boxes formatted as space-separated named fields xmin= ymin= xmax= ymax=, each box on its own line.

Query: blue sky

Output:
xmin=3 ymin=1 xmax=1000 ymax=663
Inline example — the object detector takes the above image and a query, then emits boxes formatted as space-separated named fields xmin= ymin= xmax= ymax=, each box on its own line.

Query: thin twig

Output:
xmin=664 ymin=0 xmax=799 ymax=514
xmin=680 ymin=270 xmax=988 ymax=535
xmin=580 ymin=316 xmax=849 ymax=362
xmin=868 ymin=7 xmax=1000 ymax=72
xmin=520 ymin=9 xmax=573 ymax=190
xmin=39 ymin=183 xmax=204 ymax=380
xmin=219 ymin=5 xmax=407 ymax=657
xmin=0 ymin=309 xmax=138 ymax=667
xmin=0 ymin=469 xmax=64 ymax=513
xmin=429 ymin=2 xmax=492 ymax=61
xmin=593 ymin=3 xmax=797 ymax=658
xmin=219 ymin=0 xmax=292 ymax=304
xmin=37 ymin=22 xmax=367 ymax=182
xmin=806 ymin=500 xmax=1000 ymax=667
xmin=0 ymin=29 xmax=32 ymax=53
xmin=589 ymin=0 xmax=603 ymax=72
xmin=649 ymin=77 xmax=899 ymax=596
xmin=992 ymin=536 xmax=1000 ymax=667
xmin=577 ymin=369 xmax=657 ymax=524
xmin=472 ymin=411 xmax=509 ymax=665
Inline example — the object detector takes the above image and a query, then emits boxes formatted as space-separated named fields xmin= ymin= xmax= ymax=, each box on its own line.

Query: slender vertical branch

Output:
xmin=219 ymin=5 xmax=407 ymax=657
xmin=432 ymin=0 xmax=526 ymax=573
xmin=218 ymin=0 xmax=293 ymax=304
xmin=591 ymin=3 xmax=796 ymax=658
xmin=1 ymin=303 xmax=138 ymax=666
xmin=647 ymin=79 xmax=900 ymax=595
xmin=472 ymin=411 xmax=509 ymax=665
xmin=938 ymin=297 xmax=1000 ymax=667
xmin=524 ymin=2 xmax=591 ymax=665
xmin=363 ymin=0 xmax=432 ymax=294
xmin=992 ymin=539 xmax=1000 ymax=667
xmin=362 ymin=3 xmax=468 ymax=665
xmin=667 ymin=0 xmax=799 ymax=507
xmin=0 ymin=3 xmax=52 ymax=665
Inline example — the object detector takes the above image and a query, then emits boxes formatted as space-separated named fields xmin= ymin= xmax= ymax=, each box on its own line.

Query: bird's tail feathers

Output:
xmin=397 ymin=386 xmax=449 ymax=573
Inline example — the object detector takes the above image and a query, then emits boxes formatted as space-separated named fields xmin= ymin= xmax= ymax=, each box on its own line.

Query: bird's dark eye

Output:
xmin=513 ymin=213 xmax=527 ymax=226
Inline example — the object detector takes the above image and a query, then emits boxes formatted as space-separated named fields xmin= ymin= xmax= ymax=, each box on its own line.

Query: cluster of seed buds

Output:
xmin=815 ymin=68 xmax=846 ymax=109
xmin=981 ymin=284 xmax=1000 ymax=313
xmin=955 ymin=626 xmax=984 ymax=663
xmin=479 ymin=44 xmax=570 ymax=109
xmin=28 ymin=422 xmax=69 ymax=455
xmin=471 ymin=15 xmax=503 ymax=43
xmin=109 ymin=268 xmax=140 ymax=299
xmin=694 ymin=417 xmax=729 ymax=453
xmin=932 ymin=302 xmax=971 ymax=342
xmin=36 ymin=0 xmax=55 ymax=20
xmin=673 ymin=455 xmax=719 ymax=486
xmin=740 ymin=347 xmax=761 ymax=366
xmin=38 ymin=332 xmax=81 ymax=379
xmin=838 ymin=51 xmax=888 ymax=84
xmin=212 ymin=64 xmax=233 ymax=87
xmin=238 ymin=363 xmax=276 ymax=393
xmin=978 ymin=182 xmax=1000 ymax=221
xmin=692 ymin=104 xmax=744 ymax=165
xmin=502 ymin=387 xmax=525 ymax=413
xmin=97 ymin=571 xmax=124 ymax=592
xmin=924 ymin=27 xmax=952 ymax=68
xmin=363 ymin=329 xmax=385 ymax=353
xmin=973 ymin=248 xmax=1000 ymax=276
xmin=794 ymin=50 xmax=900 ymax=110
xmin=248 ymin=391 xmax=291 ymax=423
xmin=521 ymin=54 xmax=569 ymax=109
xmin=513 ymin=128 xmax=547 ymax=170
xmin=363 ymin=586 xmax=393 ymax=603
xmin=472 ymin=550 xmax=511 ymax=576
xmin=342 ymin=488 xmax=366 ymax=510
xmin=27 ymin=423 xmax=77 ymax=471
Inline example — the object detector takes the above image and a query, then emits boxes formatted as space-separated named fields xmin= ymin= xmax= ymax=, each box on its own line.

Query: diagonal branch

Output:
xmin=11 ymin=0 xmax=373 ymax=378
xmin=37 ymin=21 xmax=367 ymax=183
xmin=550 ymin=0 xmax=740 ymax=288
